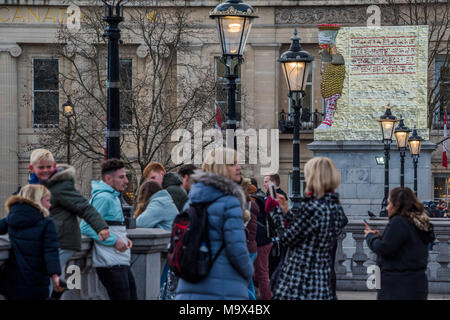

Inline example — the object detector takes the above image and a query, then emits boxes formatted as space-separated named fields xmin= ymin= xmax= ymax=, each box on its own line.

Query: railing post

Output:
xmin=335 ymin=232 xmax=347 ymax=276
xmin=436 ymin=233 xmax=450 ymax=281
xmin=351 ymin=231 xmax=368 ymax=276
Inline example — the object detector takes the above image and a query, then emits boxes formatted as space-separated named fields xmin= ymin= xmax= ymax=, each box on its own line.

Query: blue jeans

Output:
xmin=248 ymin=252 xmax=257 ymax=300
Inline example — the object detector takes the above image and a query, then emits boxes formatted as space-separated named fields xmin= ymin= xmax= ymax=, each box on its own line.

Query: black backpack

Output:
xmin=167 ymin=200 xmax=225 ymax=283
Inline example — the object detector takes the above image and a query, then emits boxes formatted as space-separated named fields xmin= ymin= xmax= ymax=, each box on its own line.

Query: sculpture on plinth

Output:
xmin=317 ymin=24 xmax=346 ymax=130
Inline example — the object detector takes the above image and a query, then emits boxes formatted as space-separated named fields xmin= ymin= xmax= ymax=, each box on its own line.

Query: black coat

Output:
xmin=0 ymin=196 xmax=61 ymax=300
xmin=366 ymin=215 xmax=435 ymax=300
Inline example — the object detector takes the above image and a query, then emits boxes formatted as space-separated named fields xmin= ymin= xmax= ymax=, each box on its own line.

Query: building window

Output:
xmin=214 ymin=57 xmax=241 ymax=123
xmin=433 ymin=174 xmax=450 ymax=204
xmin=120 ymin=58 xmax=133 ymax=128
xmin=433 ymin=55 xmax=450 ymax=128
xmin=32 ymin=58 xmax=59 ymax=127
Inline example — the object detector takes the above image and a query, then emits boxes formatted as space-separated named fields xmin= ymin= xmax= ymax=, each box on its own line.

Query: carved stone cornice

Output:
xmin=275 ymin=6 xmax=392 ymax=25
xmin=0 ymin=44 xmax=22 ymax=58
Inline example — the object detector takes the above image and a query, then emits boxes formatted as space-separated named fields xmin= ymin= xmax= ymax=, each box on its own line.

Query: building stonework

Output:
xmin=0 ymin=1 xmax=447 ymax=216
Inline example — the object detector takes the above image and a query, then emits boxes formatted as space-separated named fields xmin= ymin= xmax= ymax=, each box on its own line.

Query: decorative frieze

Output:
xmin=275 ymin=6 xmax=393 ymax=25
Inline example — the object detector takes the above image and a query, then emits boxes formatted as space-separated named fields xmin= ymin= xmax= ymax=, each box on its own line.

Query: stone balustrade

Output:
xmin=336 ymin=218 xmax=450 ymax=294
xmin=1 ymin=220 xmax=449 ymax=299
xmin=0 ymin=228 xmax=171 ymax=300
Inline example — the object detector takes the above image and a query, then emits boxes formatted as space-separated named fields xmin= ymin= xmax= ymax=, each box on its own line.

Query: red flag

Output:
xmin=215 ymin=105 xmax=223 ymax=129
xmin=443 ymin=113 xmax=448 ymax=168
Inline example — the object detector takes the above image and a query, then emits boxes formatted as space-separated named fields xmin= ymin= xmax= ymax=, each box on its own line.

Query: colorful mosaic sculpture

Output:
xmin=317 ymin=24 xmax=346 ymax=130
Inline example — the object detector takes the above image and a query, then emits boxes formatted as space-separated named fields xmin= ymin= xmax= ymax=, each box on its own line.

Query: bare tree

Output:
xmin=382 ymin=0 xmax=450 ymax=128
xmin=32 ymin=1 xmax=217 ymax=194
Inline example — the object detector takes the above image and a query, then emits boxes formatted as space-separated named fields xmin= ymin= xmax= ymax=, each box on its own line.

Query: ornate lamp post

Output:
xmin=62 ymin=97 xmax=74 ymax=165
xmin=278 ymin=29 xmax=314 ymax=211
xmin=378 ymin=105 xmax=398 ymax=216
xmin=408 ymin=128 xmax=423 ymax=195
xmin=103 ymin=0 xmax=128 ymax=159
xmin=210 ymin=0 xmax=258 ymax=149
xmin=394 ymin=118 xmax=411 ymax=188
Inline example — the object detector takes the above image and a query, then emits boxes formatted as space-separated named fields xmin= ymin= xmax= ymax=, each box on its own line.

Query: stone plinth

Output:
xmin=308 ymin=140 xmax=436 ymax=219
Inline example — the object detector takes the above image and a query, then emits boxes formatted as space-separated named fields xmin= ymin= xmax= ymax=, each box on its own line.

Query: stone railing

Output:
xmin=0 ymin=228 xmax=171 ymax=300
xmin=1 ymin=220 xmax=449 ymax=299
xmin=336 ymin=219 xmax=450 ymax=294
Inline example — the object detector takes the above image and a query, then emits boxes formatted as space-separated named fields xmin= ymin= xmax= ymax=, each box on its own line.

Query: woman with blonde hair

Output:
xmin=0 ymin=185 xmax=63 ymax=300
xmin=271 ymin=157 xmax=348 ymax=300
xmin=175 ymin=147 xmax=254 ymax=300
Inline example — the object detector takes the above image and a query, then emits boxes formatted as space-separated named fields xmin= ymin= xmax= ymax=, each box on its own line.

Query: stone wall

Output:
xmin=0 ymin=228 xmax=171 ymax=300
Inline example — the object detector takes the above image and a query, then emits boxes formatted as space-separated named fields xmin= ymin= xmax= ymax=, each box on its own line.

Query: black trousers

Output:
xmin=96 ymin=265 xmax=137 ymax=300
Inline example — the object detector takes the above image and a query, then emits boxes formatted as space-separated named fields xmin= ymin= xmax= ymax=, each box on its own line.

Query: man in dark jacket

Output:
xmin=178 ymin=164 xmax=197 ymax=193
xmin=143 ymin=162 xmax=188 ymax=212
xmin=28 ymin=149 xmax=109 ymax=289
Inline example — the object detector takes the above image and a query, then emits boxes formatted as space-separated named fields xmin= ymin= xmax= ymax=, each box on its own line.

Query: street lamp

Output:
xmin=102 ymin=0 xmax=128 ymax=159
xmin=394 ymin=118 xmax=411 ymax=188
xmin=278 ymin=29 xmax=314 ymax=211
xmin=210 ymin=0 xmax=258 ymax=149
xmin=378 ymin=104 xmax=398 ymax=216
xmin=408 ymin=128 xmax=423 ymax=195
xmin=62 ymin=97 xmax=74 ymax=165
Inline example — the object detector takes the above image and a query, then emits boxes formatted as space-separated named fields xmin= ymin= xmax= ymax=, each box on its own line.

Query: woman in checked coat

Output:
xmin=271 ymin=157 xmax=348 ymax=300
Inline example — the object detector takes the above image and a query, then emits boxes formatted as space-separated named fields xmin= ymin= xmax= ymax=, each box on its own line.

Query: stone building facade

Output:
xmin=0 ymin=0 xmax=448 ymax=217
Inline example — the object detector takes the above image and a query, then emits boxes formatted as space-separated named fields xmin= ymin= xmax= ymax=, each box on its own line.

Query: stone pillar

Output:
xmin=0 ymin=44 xmax=21 ymax=217
xmin=128 ymin=228 xmax=171 ymax=300
xmin=250 ymin=44 xmax=281 ymax=130
xmin=308 ymin=140 xmax=436 ymax=219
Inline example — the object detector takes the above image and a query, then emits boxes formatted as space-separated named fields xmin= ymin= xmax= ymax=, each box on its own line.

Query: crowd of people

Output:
xmin=0 ymin=147 xmax=437 ymax=300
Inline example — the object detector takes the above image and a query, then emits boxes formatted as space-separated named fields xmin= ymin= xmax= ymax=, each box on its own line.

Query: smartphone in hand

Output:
xmin=363 ymin=219 xmax=370 ymax=228
xmin=269 ymin=182 xmax=277 ymax=200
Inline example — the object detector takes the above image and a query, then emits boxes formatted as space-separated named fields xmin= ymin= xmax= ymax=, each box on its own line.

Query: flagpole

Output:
xmin=443 ymin=112 xmax=448 ymax=168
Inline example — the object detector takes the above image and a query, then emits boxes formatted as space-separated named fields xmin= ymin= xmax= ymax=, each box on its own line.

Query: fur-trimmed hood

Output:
xmin=191 ymin=170 xmax=247 ymax=212
xmin=4 ymin=195 xmax=48 ymax=227
xmin=45 ymin=164 xmax=76 ymax=188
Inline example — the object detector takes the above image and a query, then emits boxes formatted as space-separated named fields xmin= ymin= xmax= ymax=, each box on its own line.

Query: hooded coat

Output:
xmin=366 ymin=213 xmax=435 ymax=300
xmin=162 ymin=172 xmax=188 ymax=212
xmin=136 ymin=189 xmax=179 ymax=231
xmin=80 ymin=180 xmax=130 ymax=268
xmin=39 ymin=165 xmax=108 ymax=251
xmin=175 ymin=171 xmax=254 ymax=300
xmin=0 ymin=196 xmax=61 ymax=300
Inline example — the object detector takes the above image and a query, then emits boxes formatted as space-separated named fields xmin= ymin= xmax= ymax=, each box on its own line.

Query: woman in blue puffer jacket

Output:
xmin=175 ymin=147 xmax=254 ymax=300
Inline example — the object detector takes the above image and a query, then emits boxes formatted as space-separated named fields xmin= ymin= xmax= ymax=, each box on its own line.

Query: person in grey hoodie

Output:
xmin=80 ymin=159 xmax=137 ymax=300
